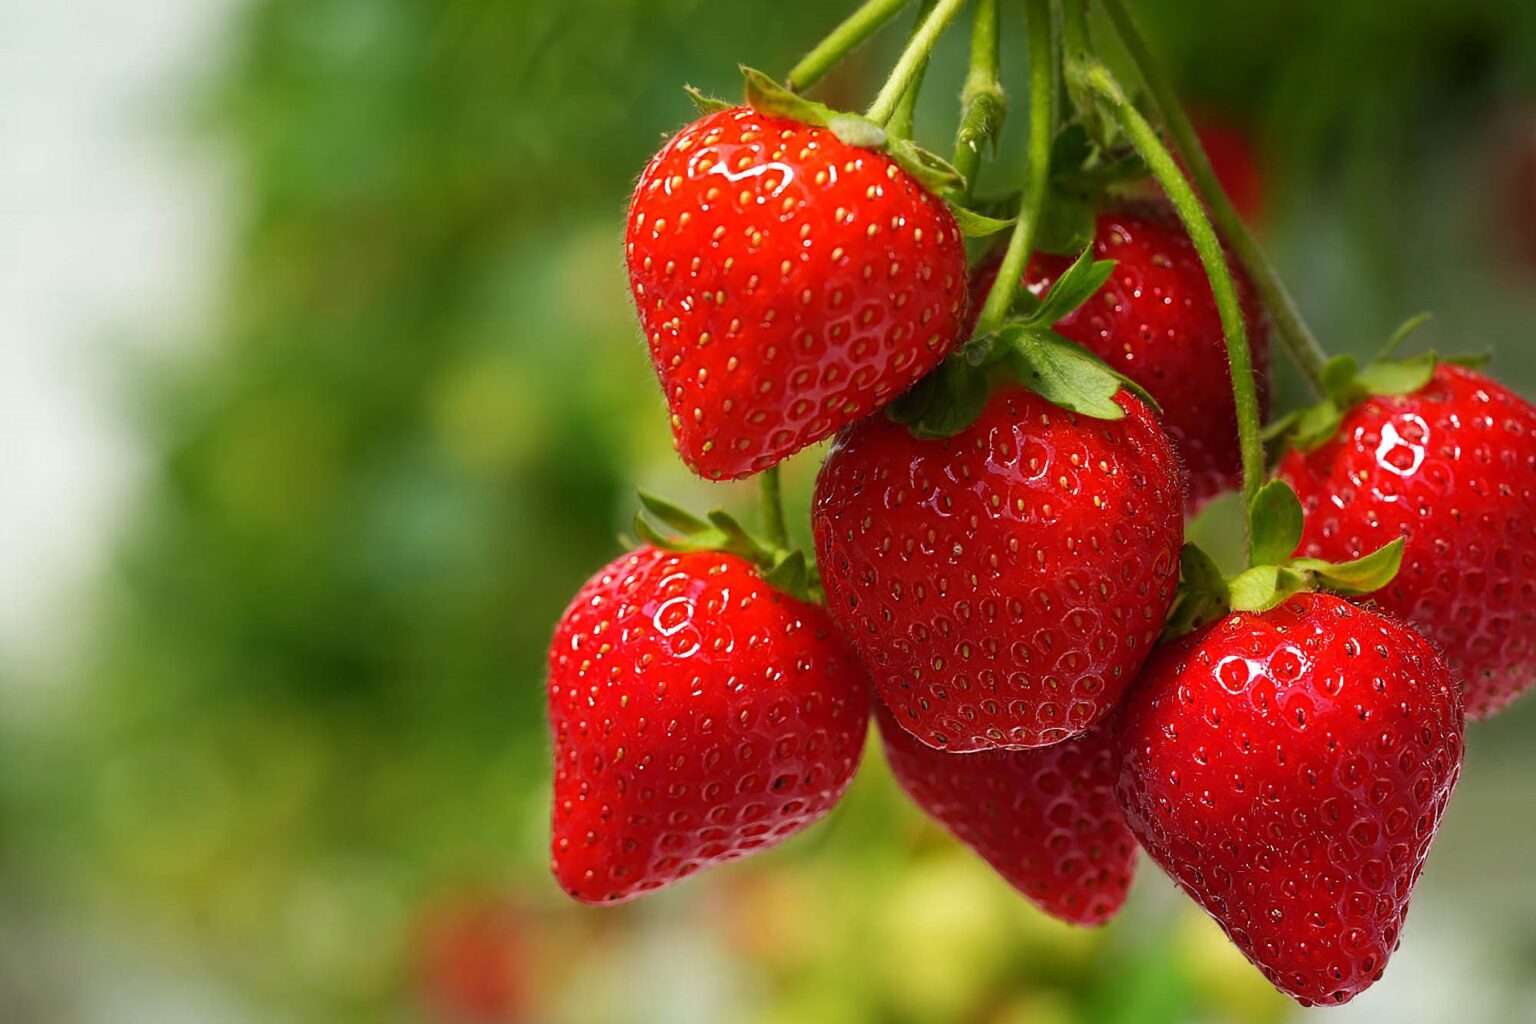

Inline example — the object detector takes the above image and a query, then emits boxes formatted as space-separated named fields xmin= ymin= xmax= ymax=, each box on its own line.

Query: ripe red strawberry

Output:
xmin=626 ymin=106 xmax=968 ymax=480
xmin=548 ymin=546 xmax=870 ymax=904
xmin=1115 ymin=593 xmax=1464 ymax=1006
xmin=414 ymin=894 xmax=528 ymax=1023
xmin=812 ymin=384 xmax=1183 ymax=752
xmin=877 ymin=706 xmax=1136 ymax=925
xmin=972 ymin=203 xmax=1270 ymax=511
xmin=1277 ymin=364 xmax=1536 ymax=718
xmin=1191 ymin=117 xmax=1264 ymax=223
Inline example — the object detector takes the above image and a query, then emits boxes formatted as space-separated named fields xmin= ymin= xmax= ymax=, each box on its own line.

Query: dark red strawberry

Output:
xmin=548 ymin=546 xmax=870 ymax=904
xmin=971 ymin=203 xmax=1270 ymax=511
xmin=626 ymin=106 xmax=969 ymax=480
xmin=1191 ymin=117 xmax=1264 ymax=224
xmin=812 ymin=384 xmax=1183 ymax=753
xmin=877 ymin=706 xmax=1136 ymax=925
xmin=415 ymin=894 xmax=528 ymax=1023
xmin=1277 ymin=364 xmax=1536 ymax=718
xmin=1115 ymin=593 xmax=1464 ymax=1006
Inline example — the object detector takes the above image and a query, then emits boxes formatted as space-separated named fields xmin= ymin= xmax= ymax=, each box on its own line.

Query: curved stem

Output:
xmin=759 ymin=466 xmax=789 ymax=550
xmin=1080 ymin=62 xmax=1266 ymax=528
xmin=788 ymin=0 xmax=917 ymax=93
xmin=887 ymin=0 xmax=939 ymax=140
xmin=952 ymin=0 xmax=1002 ymax=195
xmin=974 ymin=0 xmax=1054 ymax=336
xmin=1098 ymin=0 xmax=1328 ymax=393
xmin=865 ymin=0 xmax=970 ymax=126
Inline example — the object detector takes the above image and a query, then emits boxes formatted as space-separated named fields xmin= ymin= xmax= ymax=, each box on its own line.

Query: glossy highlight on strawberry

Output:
xmin=548 ymin=547 xmax=870 ymax=904
xmin=813 ymin=384 xmax=1183 ymax=752
xmin=1278 ymin=364 xmax=1536 ymax=718
xmin=626 ymin=107 xmax=969 ymax=480
xmin=1115 ymin=594 xmax=1464 ymax=1006
xmin=878 ymin=707 xmax=1136 ymax=926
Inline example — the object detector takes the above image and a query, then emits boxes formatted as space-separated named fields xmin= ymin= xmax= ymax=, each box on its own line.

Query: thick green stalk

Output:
xmin=973 ymin=0 xmax=1053 ymax=336
xmin=952 ymin=0 xmax=1002 ymax=194
xmin=788 ymin=0 xmax=917 ymax=92
xmin=1080 ymin=62 xmax=1267 ymax=522
xmin=1099 ymin=0 xmax=1328 ymax=393
xmin=887 ymin=0 xmax=939 ymax=140
xmin=759 ymin=466 xmax=789 ymax=550
xmin=864 ymin=0 xmax=970 ymax=126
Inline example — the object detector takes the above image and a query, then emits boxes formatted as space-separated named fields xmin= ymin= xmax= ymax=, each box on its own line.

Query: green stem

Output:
xmin=973 ymin=0 xmax=1053 ymax=336
xmin=759 ymin=466 xmax=789 ymax=551
xmin=865 ymin=0 xmax=970 ymax=126
xmin=1098 ymin=0 xmax=1328 ymax=393
xmin=952 ymin=0 xmax=1002 ymax=195
xmin=788 ymin=0 xmax=917 ymax=92
xmin=887 ymin=0 xmax=939 ymax=140
xmin=1079 ymin=60 xmax=1266 ymax=523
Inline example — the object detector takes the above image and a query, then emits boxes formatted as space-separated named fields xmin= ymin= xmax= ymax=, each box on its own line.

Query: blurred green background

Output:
xmin=5 ymin=0 xmax=1536 ymax=1021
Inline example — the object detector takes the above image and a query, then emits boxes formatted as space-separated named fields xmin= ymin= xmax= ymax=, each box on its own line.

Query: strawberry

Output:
xmin=1191 ymin=117 xmax=1264 ymax=224
xmin=1115 ymin=593 xmax=1464 ymax=1006
xmin=812 ymin=383 xmax=1183 ymax=752
xmin=877 ymin=705 xmax=1136 ymax=925
xmin=548 ymin=546 xmax=869 ymax=904
xmin=971 ymin=203 xmax=1270 ymax=511
xmin=626 ymin=106 xmax=969 ymax=480
xmin=1277 ymin=363 xmax=1536 ymax=718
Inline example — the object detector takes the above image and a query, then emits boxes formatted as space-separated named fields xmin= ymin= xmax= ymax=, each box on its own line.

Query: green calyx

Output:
xmin=631 ymin=491 xmax=819 ymax=604
xmin=888 ymin=246 xmax=1157 ymax=438
xmin=1164 ymin=480 xmax=1405 ymax=637
xmin=686 ymin=71 xmax=1013 ymax=239
xmin=1265 ymin=313 xmax=1483 ymax=452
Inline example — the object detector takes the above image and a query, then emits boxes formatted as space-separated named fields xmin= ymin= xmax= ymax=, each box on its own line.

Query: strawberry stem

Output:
xmin=788 ymin=0 xmax=917 ymax=93
xmin=952 ymin=0 xmax=1002 ymax=197
xmin=1098 ymin=0 xmax=1329 ymax=395
xmin=1072 ymin=38 xmax=1266 ymax=536
xmin=760 ymin=465 xmax=790 ymax=551
xmin=887 ymin=0 xmax=939 ymax=140
xmin=973 ymin=0 xmax=1054 ymax=336
xmin=864 ymin=0 xmax=970 ymax=126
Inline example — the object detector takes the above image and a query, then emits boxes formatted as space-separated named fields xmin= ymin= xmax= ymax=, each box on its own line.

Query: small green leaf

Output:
xmin=1355 ymin=352 xmax=1436 ymax=397
xmin=1444 ymin=350 xmax=1491 ymax=368
xmin=1292 ymin=537 xmax=1404 ymax=595
xmin=1262 ymin=409 xmax=1300 ymax=444
xmin=1179 ymin=542 xmax=1227 ymax=595
xmin=1289 ymin=399 xmax=1345 ymax=451
xmin=638 ymin=491 xmax=711 ymax=534
xmin=741 ymin=67 xmax=832 ymax=127
xmin=1023 ymin=247 xmax=1115 ymax=328
xmin=633 ymin=512 xmax=725 ymax=553
xmin=761 ymin=549 xmax=811 ymax=601
xmin=1228 ymin=565 xmax=1310 ymax=614
xmin=684 ymin=85 xmax=735 ymax=115
xmin=947 ymin=205 xmax=1015 ymax=238
xmin=884 ymin=137 xmax=964 ymax=196
xmin=1319 ymin=353 xmax=1360 ymax=399
xmin=1000 ymin=327 xmax=1127 ymax=420
xmin=1248 ymin=480 xmax=1304 ymax=567
xmin=886 ymin=357 xmax=991 ymax=438
xmin=1378 ymin=311 xmax=1434 ymax=360
xmin=826 ymin=113 xmax=886 ymax=149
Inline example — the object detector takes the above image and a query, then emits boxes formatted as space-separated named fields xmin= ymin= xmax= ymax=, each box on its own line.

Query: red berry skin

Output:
xmin=1277 ymin=364 xmax=1536 ymax=718
xmin=626 ymin=107 xmax=969 ymax=480
xmin=877 ymin=705 xmax=1136 ymax=926
xmin=1192 ymin=118 xmax=1264 ymax=224
xmin=548 ymin=547 xmax=870 ymax=904
xmin=972 ymin=203 xmax=1271 ymax=512
xmin=1115 ymin=594 xmax=1464 ymax=1007
xmin=812 ymin=384 xmax=1184 ymax=752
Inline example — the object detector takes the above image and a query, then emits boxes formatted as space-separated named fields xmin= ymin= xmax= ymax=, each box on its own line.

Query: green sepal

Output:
xmin=685 ymin=85 xmax=735 ymax=115
xmin=1032 ymin=189 xmax=1097 ymax=256
xmin=1227 ymin=565 xmax=1311 ymax=615
xmin=1162 ymin=542 xmax=1230 ymax=638
xmin=1354 ymin=352 xmax=1436 ymax=396
xmin=993 ymin=326 xmax=1148 ymax=420
xmin=885 ymin=354 xmax=991 ymax=438
xmin=1247 ymin=480 xmax=1304 ymax=568
xmin=947 ymin=205 xmax=1015 ymax=238
xmin=1020 ymin=246 xmax=1115 ymax=329
xmin=631 ymin=490 xmax=819 ymax=603
xmin=1291 ymin=537 xmax=1404 ymax=595
xmin=739 ymin=67 xmax=965 ymax=198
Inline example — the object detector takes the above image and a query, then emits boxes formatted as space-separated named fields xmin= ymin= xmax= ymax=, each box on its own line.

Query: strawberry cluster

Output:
xmin=543 ymin=10 xmax=1536 ymax=1009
